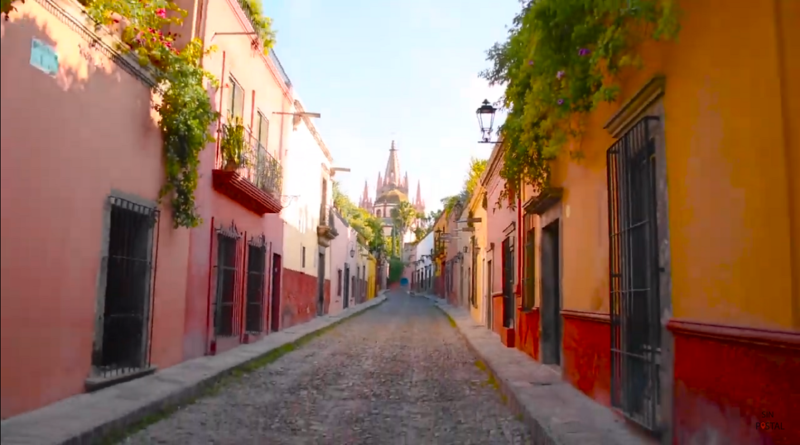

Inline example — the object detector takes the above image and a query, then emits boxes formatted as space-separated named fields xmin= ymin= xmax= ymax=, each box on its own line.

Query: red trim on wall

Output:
xmin=667 ymin=319 xmax=800 ymax=350
xmin=500 ymin=326 xmax=516 ymax=348
xmin=212 ymin=169 xmax=282 ymax=214
xmin=561 ymin=309 xmax=611 ymax=407
xmin=516 ymin=307 xmax=540 ymax=360
xmin=668 ymin=319 xmax=800 ymax=445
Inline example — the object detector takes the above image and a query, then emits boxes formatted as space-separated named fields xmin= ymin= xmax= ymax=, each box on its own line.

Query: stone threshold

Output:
xmin=0 ymin=294 xmax=388 ymax=445
xmin=424 ymin=295 xmax=657 ymax=445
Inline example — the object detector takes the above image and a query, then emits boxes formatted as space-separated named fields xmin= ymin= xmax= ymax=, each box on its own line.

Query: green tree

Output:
xmin=388 ymin=256 xmax=405 ymax=284
xmin=464 ymin=157 xmax=488 ymax=196
xmin=333 ymin=181 xmax=389 ymax=258
xmin=391 ymin=201 xmax=418 ymax=251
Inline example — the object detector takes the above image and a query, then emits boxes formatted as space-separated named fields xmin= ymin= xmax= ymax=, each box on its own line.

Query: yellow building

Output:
xmin=367 ymin=252 xmax=377 ymax=300
xmin=513 ymin=1 xmax=799 ymax=444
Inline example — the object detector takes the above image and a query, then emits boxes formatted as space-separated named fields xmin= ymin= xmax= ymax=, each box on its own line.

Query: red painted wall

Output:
xmin=516 ymin=308 xmax=540 ymax=361
xmin=669 ymin=321 xmax=800 ymax=445
xmin=492 ymin=295 xmax=505 ymax=333
xmin=561 ymin=311 xmax=611 ymax=407
xmin=323 ymin=279 xmax=331 ymax=314
xmin=281 ymin=268 xmax=319 ymax=328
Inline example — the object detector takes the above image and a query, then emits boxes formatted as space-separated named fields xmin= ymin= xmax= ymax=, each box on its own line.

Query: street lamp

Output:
xmin=476 ymin=99 xmax=498 ymax=144
xmin=348 ymin=241 xmax=356 ymax=258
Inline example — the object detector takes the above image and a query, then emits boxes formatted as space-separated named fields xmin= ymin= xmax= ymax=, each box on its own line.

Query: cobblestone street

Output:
xmin=124 ymin=291 xmax=531 ymax=445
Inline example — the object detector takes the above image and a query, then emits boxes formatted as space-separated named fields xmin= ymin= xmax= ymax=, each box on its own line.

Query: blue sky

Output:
xmin=263 ymin=0 xmax=517 ymax=212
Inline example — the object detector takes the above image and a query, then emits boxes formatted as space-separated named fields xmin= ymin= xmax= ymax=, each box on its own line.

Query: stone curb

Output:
xmin=422 ymin=294 xmax=652 ymax=445
xmin=1 ymin=295 xmax=388 ymax=445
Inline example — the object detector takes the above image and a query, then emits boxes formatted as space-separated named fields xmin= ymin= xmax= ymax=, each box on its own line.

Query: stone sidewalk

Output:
xmin=0 ymin=294 xmax=387 ymax=445
xmin=423 ymin=294 xmax=657 ymax=445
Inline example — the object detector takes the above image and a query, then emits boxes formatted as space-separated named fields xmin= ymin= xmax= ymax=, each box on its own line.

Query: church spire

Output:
xmin=415 ymin=180 xmax=422 ymax=207
xmin=376 ymin=172 xmax=382 ymax=195
xmin=383 ymin=140 xmax=401 ymax=188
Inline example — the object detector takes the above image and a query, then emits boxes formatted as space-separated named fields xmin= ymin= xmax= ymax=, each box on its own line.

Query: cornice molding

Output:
xmin=224 ymin=0 xmax=292 ymax=102
xmin=35 ymin=0 xmax=157 ymax=88
xmin=604 ymin=75 xmax=666 ymax=138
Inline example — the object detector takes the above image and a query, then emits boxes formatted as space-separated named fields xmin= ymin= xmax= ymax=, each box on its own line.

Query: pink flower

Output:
xmin=556 ymin=70 xmax=565 ymax=79
xmin=156 ymin=8 xmax=167 ymax=18
xmin=578 ymin=48 xmax=590 ymax=56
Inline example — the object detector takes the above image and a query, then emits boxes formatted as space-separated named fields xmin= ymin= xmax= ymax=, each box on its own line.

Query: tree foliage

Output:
xmin=333 ymin=181 xmax=388 ymax=258
xmin=388 ymin=256 xmax=405 ymax=284
xmin=440 ymin=156 xmax=489 ymax=217
xmin=390 ymin=201 xmax=417 ymax=248
xmin=481 ymin=0 xmax=679 ymax=201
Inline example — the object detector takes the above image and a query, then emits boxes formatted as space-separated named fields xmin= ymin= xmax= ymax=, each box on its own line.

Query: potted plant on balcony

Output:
xmin=221 ymin=117 xmax=248 ymax=171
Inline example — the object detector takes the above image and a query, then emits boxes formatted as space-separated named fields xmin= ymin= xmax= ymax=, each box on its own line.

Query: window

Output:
xmin=302 ymin=246 xmax=306 ymax=268
xmin=377 ymin=209 xmax=382 ymax=218
xmin=245 ymin=240 xmax=266 ymax=332
xmin=94 ymin=197 xmax=158 ymax=377
xmin=607 ymin=116 xmax=662 ymax=430
xmin=337 ymin=269 xmax=342 ymax=296
xmin=215 ymin=232 xmax=239 ymax=336
xmin=227 ymin=75 xmax=245 ymax=121
xmin=256 ymin=111 xmax=269 ymax=149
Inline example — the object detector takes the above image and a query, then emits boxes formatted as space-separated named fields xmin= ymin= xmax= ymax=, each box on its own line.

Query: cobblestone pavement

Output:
xmin=124 ymin=291 xmax=531 ymax=445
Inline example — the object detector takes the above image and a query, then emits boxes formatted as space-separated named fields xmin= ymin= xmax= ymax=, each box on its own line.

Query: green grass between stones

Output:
xmin=101 ymin=299 xmax=385 ymax=444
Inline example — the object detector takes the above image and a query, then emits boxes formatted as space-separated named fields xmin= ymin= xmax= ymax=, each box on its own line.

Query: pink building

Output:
xmin=176 ymin=0 xmax=293 ymax=358
xmin=328 ymin=212 xmax=360 ymax=314
xmin=482 ymin=144 xmax=517 ymax=347
xmin=1 ymin=0 xmax=191 ymax=418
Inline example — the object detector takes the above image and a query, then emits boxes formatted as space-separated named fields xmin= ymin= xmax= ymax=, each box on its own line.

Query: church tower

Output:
xmin=363 ymin=140 xmax=426 ymax=241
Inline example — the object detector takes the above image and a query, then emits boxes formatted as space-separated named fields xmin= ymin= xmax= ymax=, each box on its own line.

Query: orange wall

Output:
xmin=550 ymin=0 xmax=797 ymax=329
xmin=0 ymin=0 xmax=189 ymax=417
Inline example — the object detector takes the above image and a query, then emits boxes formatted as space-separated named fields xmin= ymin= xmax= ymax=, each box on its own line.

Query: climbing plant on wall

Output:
xmin=480 ymin=0 xmax=680 ymax=202
xmin=3 ymin=0 xmax=275 ymax=228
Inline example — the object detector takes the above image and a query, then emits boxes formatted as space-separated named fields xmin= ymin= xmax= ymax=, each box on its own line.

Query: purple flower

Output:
xmin=557 ymin=99 xmax=564 ymax=105
xmin=578 ymin=48 xmax=590 ymax=56
xmin=556 ymin=70 xmax=565 ymax=79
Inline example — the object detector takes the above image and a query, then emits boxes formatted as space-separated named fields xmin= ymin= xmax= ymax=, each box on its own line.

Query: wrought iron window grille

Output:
xmin=607 ymin=116 xmax=662 ymax=433
xmin=92 ymin=196 xmax=159 ymax=379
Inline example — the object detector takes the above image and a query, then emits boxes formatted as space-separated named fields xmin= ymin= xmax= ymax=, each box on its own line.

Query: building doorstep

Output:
xmin=424 ymin=295 xmax=657 ymax=445
xmin=0 ymin=294 xmax=388 ymax=445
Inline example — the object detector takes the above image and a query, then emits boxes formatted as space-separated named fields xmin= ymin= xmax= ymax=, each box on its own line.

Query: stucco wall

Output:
xmin=182 ymin=0 xmax=291 ymax=359
xmin=547 ymin=0 xmax=797 ymax=330
xmin=484 ymin=157 xmax=516 ymax=301
xmin=329 ymin=212 xmax=359 ymax=314
xmin=1 ymin=0 xmax=189 ymax=417
xmin=468 ymin=185 xmax=488 ymax=325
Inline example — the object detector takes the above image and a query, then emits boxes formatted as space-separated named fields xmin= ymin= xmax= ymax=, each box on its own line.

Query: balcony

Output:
xmin=212 ymin=121 xmax=283 ymax=215
xmin=316 ymin=206 xmax=339 ymax=247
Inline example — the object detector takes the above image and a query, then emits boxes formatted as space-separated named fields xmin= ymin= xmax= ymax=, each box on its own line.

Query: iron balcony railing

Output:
xmin=219 ymin=122 xmax=283 ymax=198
